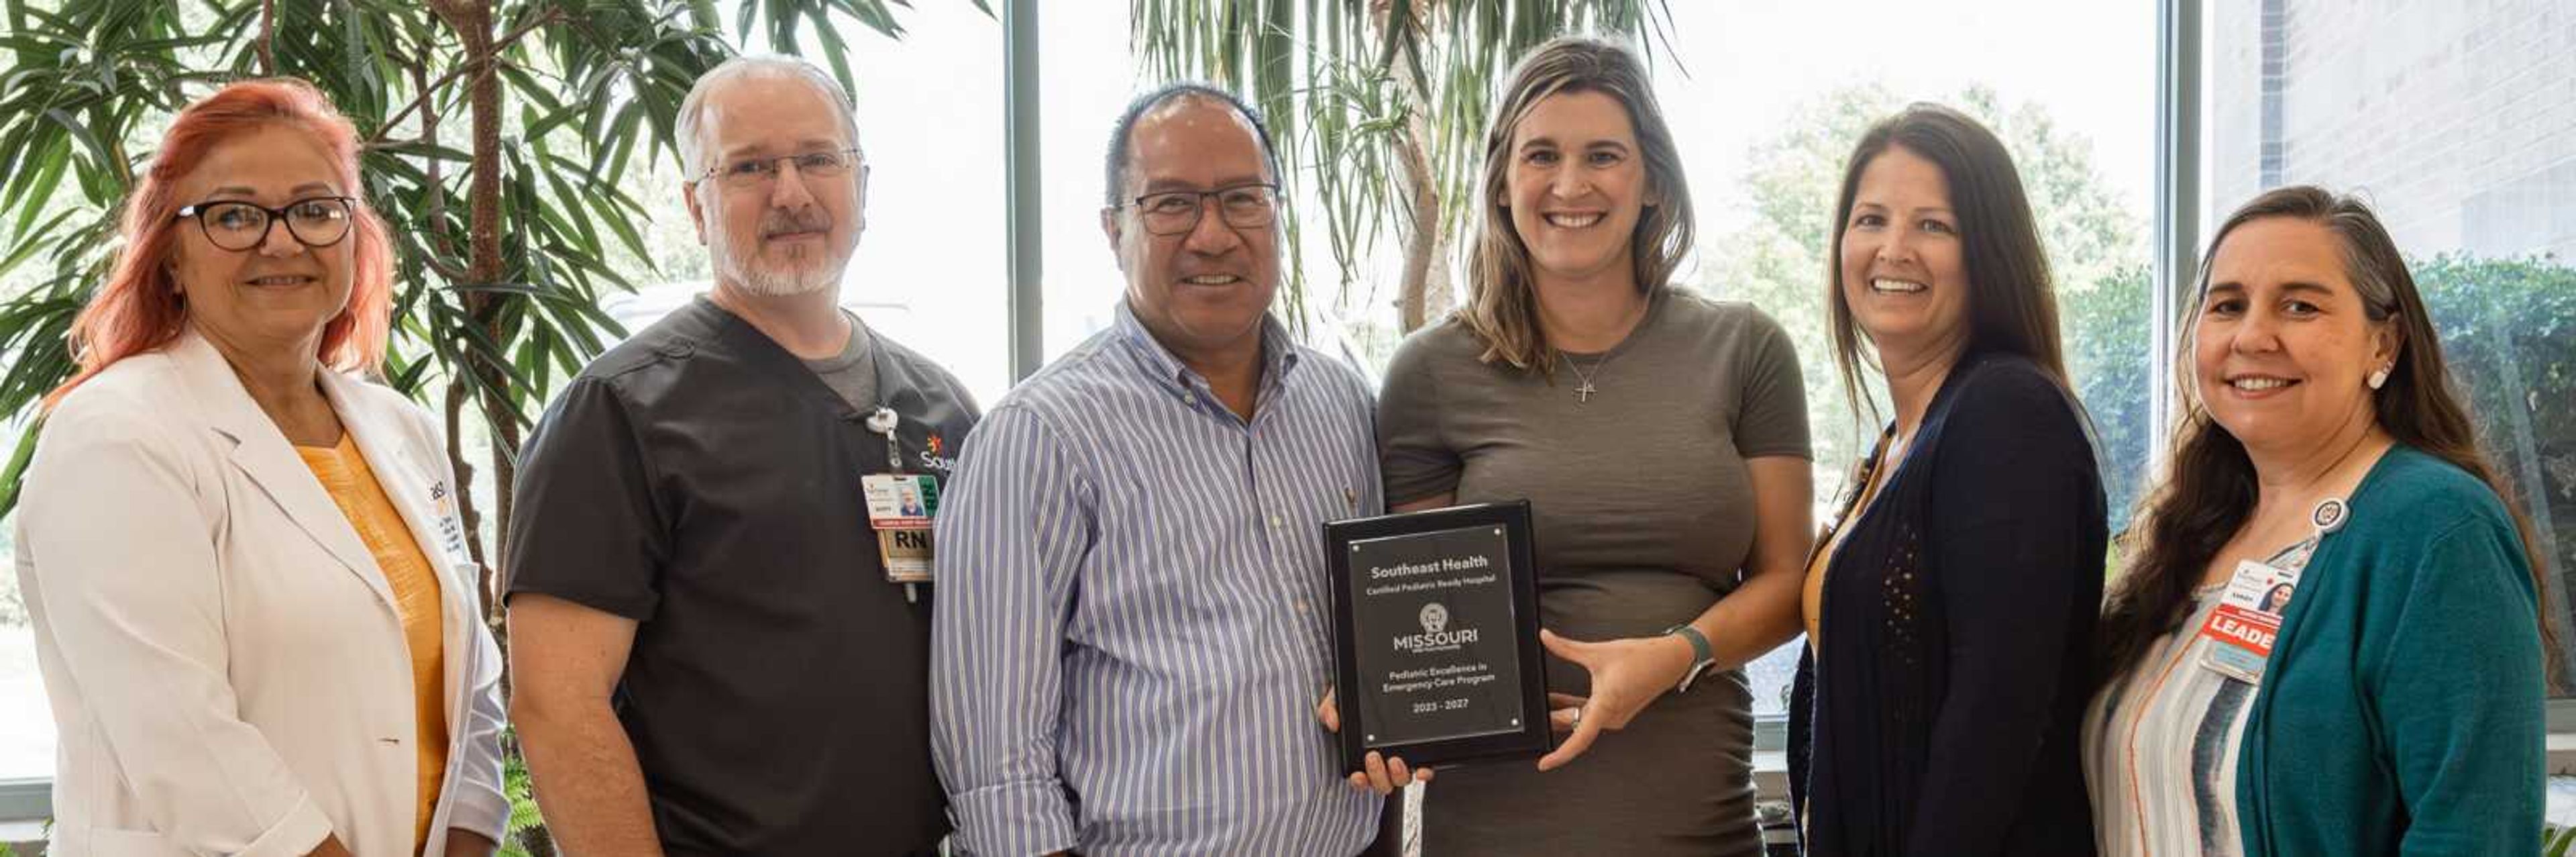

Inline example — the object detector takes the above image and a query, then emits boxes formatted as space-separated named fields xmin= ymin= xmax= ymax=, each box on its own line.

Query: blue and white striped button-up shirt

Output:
xmin=930 ymin=301 xmax=1384 ymax=857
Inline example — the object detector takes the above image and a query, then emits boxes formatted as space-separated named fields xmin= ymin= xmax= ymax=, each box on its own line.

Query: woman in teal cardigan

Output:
xmin=2085 ymin=185 xmax=2549 ymax=857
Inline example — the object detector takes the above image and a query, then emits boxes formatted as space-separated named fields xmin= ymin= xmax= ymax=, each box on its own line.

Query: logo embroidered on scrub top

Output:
xmin=918 ymin=432 xmax=957 ymax=473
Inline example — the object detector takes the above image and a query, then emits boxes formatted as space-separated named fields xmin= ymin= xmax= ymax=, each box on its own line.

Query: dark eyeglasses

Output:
xmin=174 ymin=197 xmax=357 ymax=251
xmin=1116 ymin=183 xmax=1279 ymax=236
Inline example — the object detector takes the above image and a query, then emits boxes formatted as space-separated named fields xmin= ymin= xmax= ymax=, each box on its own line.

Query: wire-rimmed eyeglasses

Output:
xmin=1115 ymin=183 xmax=1279 ymax=236
xmin=699 ymin=148 xmax=866 ymax=189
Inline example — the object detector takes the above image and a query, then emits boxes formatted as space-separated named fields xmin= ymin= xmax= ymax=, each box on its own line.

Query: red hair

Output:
xmin=45 ymin=77 xmax=392 ymax=409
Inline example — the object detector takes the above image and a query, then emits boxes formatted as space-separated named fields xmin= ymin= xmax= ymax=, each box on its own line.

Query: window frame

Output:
xmin=0 ymin=778 xmax=46 ymax=827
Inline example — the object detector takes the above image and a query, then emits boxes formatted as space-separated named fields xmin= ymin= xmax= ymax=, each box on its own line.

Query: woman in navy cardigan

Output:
xmin=1788 ymin=103 xmax=2106 ymax=856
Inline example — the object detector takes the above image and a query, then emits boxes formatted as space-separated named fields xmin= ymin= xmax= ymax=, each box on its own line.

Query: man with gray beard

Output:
xmin=503 ymin=55 xmax=979 ymax=857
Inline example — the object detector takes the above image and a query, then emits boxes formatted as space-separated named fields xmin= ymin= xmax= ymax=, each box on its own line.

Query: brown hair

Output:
xmin=1824 ymin=103 xmax=2069 ymax=420
xmin=1460 ymin=36 xmax=1693 ymax=370
xmin=2097 ymin=185 xmax=2558 ymax=683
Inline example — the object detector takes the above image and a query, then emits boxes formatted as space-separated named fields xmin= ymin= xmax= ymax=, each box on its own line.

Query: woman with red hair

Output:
xmin=15 ymin=79 xmax=506 ymax=857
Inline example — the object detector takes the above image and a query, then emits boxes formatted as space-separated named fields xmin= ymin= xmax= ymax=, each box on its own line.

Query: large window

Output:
xmin=2202 ymin=0 xmax=2576 ymax=683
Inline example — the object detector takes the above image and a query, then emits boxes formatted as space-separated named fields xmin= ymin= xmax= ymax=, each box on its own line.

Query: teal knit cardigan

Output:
xmin=2235 ymin=444 xmax=2545 ymax=856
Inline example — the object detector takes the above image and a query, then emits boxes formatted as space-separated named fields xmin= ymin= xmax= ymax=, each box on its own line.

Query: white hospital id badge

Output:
xmin=2196 ymin=558 xmax=2303 ymax=685
xmin=863 ymin=473 xmax=936 ymax=528
xmin=863 ymin=473 xmax=938 ymax=584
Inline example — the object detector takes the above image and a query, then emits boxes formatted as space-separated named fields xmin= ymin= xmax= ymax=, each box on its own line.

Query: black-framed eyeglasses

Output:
xmin=1116 ymin=183 xmax=1279 ymax=236
xmin=699 ymin=147 xmax=865 ymax=189
xmin=174 ymin=197 xmax=357 ymax=252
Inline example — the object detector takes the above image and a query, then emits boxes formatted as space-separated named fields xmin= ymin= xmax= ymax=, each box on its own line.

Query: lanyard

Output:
xmin=865 ymin=406 xmax=904 ymax=473
xmin=862 ymin=406 xmax=923 ymax=601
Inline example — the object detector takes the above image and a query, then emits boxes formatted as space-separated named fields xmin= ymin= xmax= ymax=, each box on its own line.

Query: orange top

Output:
xmin=298 ymin=434 xmax=447 ymax=852
xmin=1802 ymin=439 xmax=1896 ymax=652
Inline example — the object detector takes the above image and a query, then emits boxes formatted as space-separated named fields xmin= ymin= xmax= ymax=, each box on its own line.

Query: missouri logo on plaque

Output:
xmin=1324 ymin=501 xmax=1549 ymax=772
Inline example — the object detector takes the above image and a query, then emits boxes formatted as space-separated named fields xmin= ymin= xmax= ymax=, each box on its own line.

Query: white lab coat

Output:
xmin=17 ymin=329 xmax=508 ymax=856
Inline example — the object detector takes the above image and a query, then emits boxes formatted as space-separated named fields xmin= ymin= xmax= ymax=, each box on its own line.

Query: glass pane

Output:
xmin=838 ymin=5 xmax=1010 ymax=406
xmin=0 ymin=520 xmax=54 ymax=783
xmin=1036 ymin=2 xmax=1140 ymax=361
xmin=2202 ymin=0 xmax=2576 ymax=687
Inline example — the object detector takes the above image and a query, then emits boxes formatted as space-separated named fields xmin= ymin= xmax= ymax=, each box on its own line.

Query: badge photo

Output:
xmin=2196 ymin=558 xmax=2303 ymax=684
xmin=862 ymin=473 xmax=938 ymax=530
xmin=862 ymin=472 xmax=940 ymax=586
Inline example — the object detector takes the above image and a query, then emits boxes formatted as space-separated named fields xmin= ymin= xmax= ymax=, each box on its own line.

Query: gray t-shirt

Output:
xmin=801 ymin=310 xmax=878 ymax=412
xmin=1376 ymin=286 xmax=1810 ymax=856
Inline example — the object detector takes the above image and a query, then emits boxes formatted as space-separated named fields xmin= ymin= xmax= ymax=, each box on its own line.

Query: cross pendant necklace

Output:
xmin=1562 ymin=350 xmax=1613 ymax=404
xmin=1555 ymin=296 xmax=1646 ymax=405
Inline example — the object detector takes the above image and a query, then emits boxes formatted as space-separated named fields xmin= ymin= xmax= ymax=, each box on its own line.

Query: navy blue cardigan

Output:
xmin=1789 ymin=352 xmax=2107 ymax=856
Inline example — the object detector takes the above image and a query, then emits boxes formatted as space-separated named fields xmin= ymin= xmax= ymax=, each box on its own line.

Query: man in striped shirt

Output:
xmin=929 ymin=85 xmax=1387 ymax=856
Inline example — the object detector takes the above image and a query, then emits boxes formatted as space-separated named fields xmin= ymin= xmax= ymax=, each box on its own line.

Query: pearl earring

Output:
xmin=2367 ymin=366 xmax=2390 ymax=390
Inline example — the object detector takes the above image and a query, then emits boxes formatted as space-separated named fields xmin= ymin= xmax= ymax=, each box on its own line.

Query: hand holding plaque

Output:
xmin=1316 ymin=689 xmax=1433 ymax=793
xmin=1323 ymin=502 xmax=1550 ymax=774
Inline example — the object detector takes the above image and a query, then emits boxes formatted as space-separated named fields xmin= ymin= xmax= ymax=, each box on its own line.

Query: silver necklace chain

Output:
xmin=1554 ymin=299 xmax=1649 ymax=404
xmin=1561 ymin=350 xmax=1615 ymax=403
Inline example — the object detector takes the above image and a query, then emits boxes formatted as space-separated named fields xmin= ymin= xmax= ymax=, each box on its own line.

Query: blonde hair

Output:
xmin=1460 ymin=36 xmax=1694 ymax=370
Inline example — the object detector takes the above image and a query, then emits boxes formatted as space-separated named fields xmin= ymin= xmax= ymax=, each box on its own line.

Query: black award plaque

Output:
xmin=1324 ymin=501 xmax=1548 ymax=772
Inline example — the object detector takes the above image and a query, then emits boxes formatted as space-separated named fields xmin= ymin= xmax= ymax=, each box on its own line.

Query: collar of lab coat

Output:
xmin=168 ymin=327 xmax=439 ymax=615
